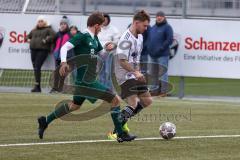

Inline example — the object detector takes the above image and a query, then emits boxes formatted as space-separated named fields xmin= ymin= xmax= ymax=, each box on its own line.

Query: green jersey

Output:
xmin=69 ymin=31 xmax=103 ymax=56
xmin=68 ymin=30 xmax=109 ymax=104
xmin=69 ymin=30 xmax=103 ymax=82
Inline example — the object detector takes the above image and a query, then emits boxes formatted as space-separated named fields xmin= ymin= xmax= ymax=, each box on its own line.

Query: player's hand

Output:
xmin=133 ymin=70 xmax=143 ymax=78
xmin=133 ymin=71 xmax=146 ymax=82
xmin=59 ymin=62 xmax=69 ymax=77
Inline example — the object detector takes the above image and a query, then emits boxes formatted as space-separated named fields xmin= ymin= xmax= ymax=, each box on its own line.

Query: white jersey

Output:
xmin=114 ymin=29 xmax=143 ymax=85
xmin=98 ymin=24 xmax=120 ymax=47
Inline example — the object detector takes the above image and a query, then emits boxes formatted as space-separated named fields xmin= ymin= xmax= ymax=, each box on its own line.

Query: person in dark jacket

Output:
xmin=69 ymin=25 xmax=80 ymax=81
xmin=140 ymin=25 xmax=151 ymax=74
xmin=147 ymin=11 xmax=173 ymax=97
xmin=50 ymin=16 xmax=71 ymax=93
xmin=27 ymin=15 xmax=56 ymax=92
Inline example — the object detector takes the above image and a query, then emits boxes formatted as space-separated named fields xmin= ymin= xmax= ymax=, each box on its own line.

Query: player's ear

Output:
xmin=95 ymin=24 xmax=100 ymax=29
xmin=134 ymin=20 xmax=140 ymax=26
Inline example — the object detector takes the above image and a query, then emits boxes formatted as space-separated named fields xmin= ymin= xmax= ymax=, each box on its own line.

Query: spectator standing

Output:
xmin=98 ymin=13 xmax=120 ymax=90
xmin=50 ymin=16 xmax=72 ymax=93
xmin=68 ymin=25 xmax=80 ymax=59
xmin=147 ymin=11 xmax=173 ymax=97
xmin=27 ymin=15 xmax=56 ymax=92
xmin=69 ymin=25 xmax=80 ymax=81
xmin=70 ymin=25 xmax=80 ymax=36
xmin=140 ymin=25 xmax=151 ymax=74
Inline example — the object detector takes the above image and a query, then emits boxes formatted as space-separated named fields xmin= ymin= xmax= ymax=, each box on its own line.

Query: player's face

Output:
xmin=136 ymin=20 xmax=149 ymax=34
xmin=94 ymin=24 xmax=103 ymax=35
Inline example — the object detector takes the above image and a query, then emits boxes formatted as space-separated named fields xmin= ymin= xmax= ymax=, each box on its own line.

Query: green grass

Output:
xmin=169 ymin=76 xmax=240 ymax=97
xmin=0 ymin=93 xmax=240 ymax=160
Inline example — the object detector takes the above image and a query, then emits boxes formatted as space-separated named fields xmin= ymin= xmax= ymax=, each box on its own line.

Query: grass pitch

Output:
xmin=0 ymin=93 xmax=240 ymax=160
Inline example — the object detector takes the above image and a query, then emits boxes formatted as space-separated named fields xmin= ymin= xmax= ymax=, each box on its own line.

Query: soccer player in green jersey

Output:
xmin=37 ymin=12 xmax=136 ymax=142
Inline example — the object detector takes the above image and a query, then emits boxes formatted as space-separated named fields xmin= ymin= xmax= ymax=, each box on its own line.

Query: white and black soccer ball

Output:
xmin=159 ymin=122 xmax=176 ymax=140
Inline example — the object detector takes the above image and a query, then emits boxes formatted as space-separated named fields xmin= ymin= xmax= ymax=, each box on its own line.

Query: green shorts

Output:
xmin=73 ymin=80 xmax=115 ymax=105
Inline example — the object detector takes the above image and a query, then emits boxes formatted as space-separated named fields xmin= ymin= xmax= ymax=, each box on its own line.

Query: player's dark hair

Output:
xmin=133 ymin=10 xmax=150 ymax=22
xmin=87 ymin=12 xmax=105 ymax=27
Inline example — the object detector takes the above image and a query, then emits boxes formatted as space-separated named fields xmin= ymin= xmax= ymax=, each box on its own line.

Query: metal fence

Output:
xmin=1 ymin=0 xmax=240 ymax=18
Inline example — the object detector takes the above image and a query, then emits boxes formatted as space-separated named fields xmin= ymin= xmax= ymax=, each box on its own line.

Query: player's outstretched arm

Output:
xmin=59 ymin=42 xmax=74 ymax=76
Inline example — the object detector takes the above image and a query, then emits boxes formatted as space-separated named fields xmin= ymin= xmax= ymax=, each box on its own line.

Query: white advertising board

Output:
xmin=0 ymin=14 xmax=240 ymax=79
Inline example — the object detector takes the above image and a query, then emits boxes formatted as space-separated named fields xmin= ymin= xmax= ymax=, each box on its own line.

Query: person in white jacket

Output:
xmin=98 ymin=14 xmax=120 ymax=90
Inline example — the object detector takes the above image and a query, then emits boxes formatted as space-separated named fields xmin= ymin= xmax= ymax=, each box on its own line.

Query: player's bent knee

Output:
xmin=143 ymin=97 xmax=153 ymax=107
xmin=111 ymin=95 xmax=121 ymax=107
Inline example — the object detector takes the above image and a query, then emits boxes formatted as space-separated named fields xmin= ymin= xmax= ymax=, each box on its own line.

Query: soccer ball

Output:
xmin=159 ymin=122 xmax=176 ymax=140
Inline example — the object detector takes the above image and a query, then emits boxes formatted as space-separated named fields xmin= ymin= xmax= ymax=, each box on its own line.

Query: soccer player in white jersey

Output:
xmin=108 ymin=10 xmax=153 ymax=140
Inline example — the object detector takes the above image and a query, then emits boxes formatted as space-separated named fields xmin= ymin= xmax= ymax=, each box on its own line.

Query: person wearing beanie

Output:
xmin=50 ymin=16 xmax=72 ymax=93
xmin=147 ymin=11 xmax=173 ymax=97
xmin=60 ymin=15 xmax=70 ymax=26
xmin=27 ymin=15 xmax=56 ymax=92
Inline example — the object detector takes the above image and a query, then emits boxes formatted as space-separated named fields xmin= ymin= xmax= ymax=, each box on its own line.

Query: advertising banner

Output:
xmin=1 ymin=14 xmax=240 ymax=79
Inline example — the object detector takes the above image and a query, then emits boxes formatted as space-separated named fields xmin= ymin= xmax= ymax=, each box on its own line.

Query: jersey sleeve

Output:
xmin=116 ymin=37 xmax=131 ymax=60
xmin=60 ymin=42 xmax=74 ymax=62
xmin=69 ymin=33 xmax=84 ymax=47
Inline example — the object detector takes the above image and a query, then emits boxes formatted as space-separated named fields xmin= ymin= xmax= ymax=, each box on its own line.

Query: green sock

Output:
xmin=46 ymin=102 xmax=70 ymax=124
xmin=111 ymin=106 xmax=124 ymax=136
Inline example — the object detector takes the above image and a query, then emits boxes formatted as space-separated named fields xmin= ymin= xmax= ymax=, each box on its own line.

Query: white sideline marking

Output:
xmin=1 ymin=135 xmax=240 ymax=147
xmin=154 ymin=98 xmax=240 ymax=106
